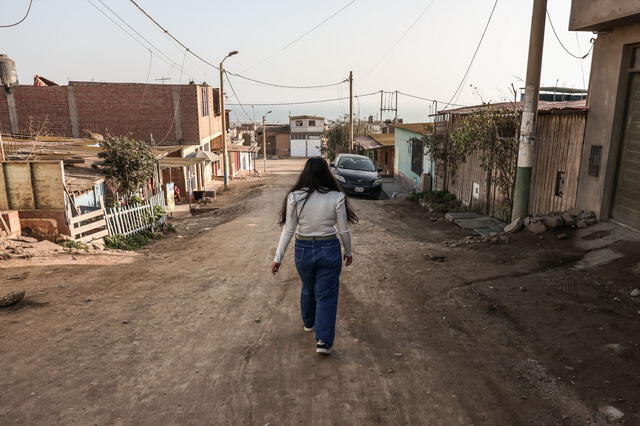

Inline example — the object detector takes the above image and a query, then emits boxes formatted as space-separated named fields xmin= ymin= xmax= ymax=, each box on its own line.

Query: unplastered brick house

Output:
xmin=0 ymin=80 xmax=225 ymax=199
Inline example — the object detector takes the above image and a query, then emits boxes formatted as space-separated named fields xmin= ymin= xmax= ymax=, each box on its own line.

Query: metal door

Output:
xmin=612 ymin=71 xmax=640 ymax=229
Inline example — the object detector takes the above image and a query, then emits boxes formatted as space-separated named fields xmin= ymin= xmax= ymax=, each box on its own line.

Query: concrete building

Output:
xmin=570 ymin=0 xmax=640 ymax=230
xmin=392 ymin=123 xmax=434 ymax=191
xmin=0 ymin=80 xmax=224 ymax=200
xmin=289 ymin=115 xmax=325 ymax=157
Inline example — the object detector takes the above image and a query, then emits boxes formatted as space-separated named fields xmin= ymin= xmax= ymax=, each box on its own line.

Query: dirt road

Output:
xmin=1 ymin=159 xmax=638 ymax=425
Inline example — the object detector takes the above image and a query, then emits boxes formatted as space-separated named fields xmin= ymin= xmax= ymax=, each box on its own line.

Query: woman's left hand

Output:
xmin=272 ymin=262 xmax=281 ymax=275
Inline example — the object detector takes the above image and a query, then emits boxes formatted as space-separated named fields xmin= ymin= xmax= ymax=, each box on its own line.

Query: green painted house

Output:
xmin=392 ymin=123 xmax=434 ymax=191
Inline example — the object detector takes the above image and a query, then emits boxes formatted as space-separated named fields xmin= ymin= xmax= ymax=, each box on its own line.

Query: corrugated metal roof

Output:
xmin=389 ymin=122 xmax=434 ymax=135
xmin=369 ymin=133 xmax=395 ymax=146
xmin=438 ymin=99 xmax=588 ymax=115
xmin=290 ymin=115 xmax=325 ymax=120
xmin=355 ymin=136 xmax=382 ymax=150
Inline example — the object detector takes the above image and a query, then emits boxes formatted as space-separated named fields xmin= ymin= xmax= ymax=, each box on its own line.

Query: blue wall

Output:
xmin=394 ymin=128 xmax=433 ymax=191
xmin=74 ymin=182 xmax=106 ymax=211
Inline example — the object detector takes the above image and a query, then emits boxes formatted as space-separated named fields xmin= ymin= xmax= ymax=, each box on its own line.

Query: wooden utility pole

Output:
xmin=262 ymin=111 xmax=272 ymax=172
xmin=349 ymin=71 xmax=354 ymax=153
xmin=512 ymin=0 xmax=546 ymax=221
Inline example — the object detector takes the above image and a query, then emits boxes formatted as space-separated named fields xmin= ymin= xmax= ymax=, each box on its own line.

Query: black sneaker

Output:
xmin=316 ymin=340 xmax=331 ymax=355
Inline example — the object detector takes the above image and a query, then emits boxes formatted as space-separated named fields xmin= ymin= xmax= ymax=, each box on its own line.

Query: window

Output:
xmin=295 ymin=120 xmax=303 ymax=126
xmin=200 ymin=87 xmax=209 ymax=116
xmin=309 ymin=120 xmax=316 ymax=126
xmin=411 ymin=138 xmax=423 ymax=175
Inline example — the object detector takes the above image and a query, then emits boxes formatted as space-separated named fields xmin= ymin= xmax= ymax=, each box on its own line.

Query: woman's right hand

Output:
xmin=344 ymin=255 xmax=353 ymax=266
xmin=272 ymin=262 xmax=281 ymax=275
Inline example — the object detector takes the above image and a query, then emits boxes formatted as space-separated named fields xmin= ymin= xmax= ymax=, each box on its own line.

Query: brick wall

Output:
xmin=73 ymin=82 xmax=195 ymax=144
xmin=0 ymin=82 xmax=222 ymax=145
xmin=0 ymin=86 xmax=71 ymax=135
xmin=197 ymin=87 xmax=222 ymax=142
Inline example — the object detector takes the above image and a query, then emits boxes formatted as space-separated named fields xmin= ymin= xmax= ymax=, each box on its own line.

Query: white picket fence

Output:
xmin=104 ymin=191 xmax=167 ymax=237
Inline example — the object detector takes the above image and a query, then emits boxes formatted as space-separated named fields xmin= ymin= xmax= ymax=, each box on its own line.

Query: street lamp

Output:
xmin=262 ymin=110 xmax=272 ymax=173
xmin=219 ymin=50 xmax=239 ymax=190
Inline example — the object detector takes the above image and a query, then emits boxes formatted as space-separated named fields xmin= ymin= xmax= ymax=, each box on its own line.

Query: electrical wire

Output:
xmin=547 ymin=10 xmax=592 ymax=60
xmin=397 ymin=91 xmax=467 ymax=107
xmin=224 ymin=71 xmax=254 ymax=122
xmin=86 ymin=0 xmax=181 ymax=72
xmin=364 ymin=0 xmax=436 ymax=77
xmin=160 ymin=50 xmax=187 ymax=143
xmin=127 ymin=0 xmax=347 ymax=89
xmin=227 ymin=91 xmax=379 ymax=107
xmin=443 ymin=0 xmax=499 ymax=109
xmin=575 ymin=33 xmax=587 ymax=89
xmin=225 ymin=72 xmax=348 ymax=89
xmin=243 ymin=0 xmax=357 ymax=72
xmin=95 ymin=0 xmax=190 ymax=76
xmin=0 ymin=0 xmax=34 ymax=28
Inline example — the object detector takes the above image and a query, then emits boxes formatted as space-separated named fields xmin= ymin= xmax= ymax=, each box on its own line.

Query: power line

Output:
xmin=225 ymin=72 xmax=348 ymax=89
xmin=397 ymin=91 xmax=467 ymax=107
xmin=86 ymin=0 xmax=181 ymax=72
xmin=443 ymin=0 xmax=499 ymax=109
xmin=227 ymin=91 xmax=379 ymax=107
xmin=127 ymin=0 xmax=347 ymax=90
xmin=94 ymin=0 xmax=190 ymax=75
xmin=0 ymin=0 xmax=34 ymax=28
xmin=546 ymin=9 xmax=592 ymax=60
xmin=365 ymin=0 xmax=436 ymax=77
xmin=243 ymin=0 xmax=357 ymax=72
xmin=224 ymin=71 xmax=253 ymax=122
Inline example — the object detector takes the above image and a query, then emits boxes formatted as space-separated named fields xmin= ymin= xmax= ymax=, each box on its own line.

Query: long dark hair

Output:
xmin=278 ymin=156 xmax=358 ymax=226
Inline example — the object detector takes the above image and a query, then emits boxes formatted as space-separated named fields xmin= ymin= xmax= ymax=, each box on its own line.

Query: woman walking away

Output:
xmin=272 ymin=157 xmax=358 ymax=355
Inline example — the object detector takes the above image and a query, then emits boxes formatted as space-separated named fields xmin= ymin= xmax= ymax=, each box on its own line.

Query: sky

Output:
xmin=2 ymin=0 xmax=593 ymax=124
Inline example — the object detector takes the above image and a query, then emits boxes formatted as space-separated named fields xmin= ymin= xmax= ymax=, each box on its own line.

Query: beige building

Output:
xmin=571 ymin=0 xmax=640 ymax=230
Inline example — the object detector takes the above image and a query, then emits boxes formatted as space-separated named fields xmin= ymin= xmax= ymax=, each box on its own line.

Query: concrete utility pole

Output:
xmin=349 ymin=71 xmax=354 ymax=153
xmin=262 ymin=110 xmax=272 ymax=173
xmin=219 ymin=50 xmax=239 ymax=190
xmin=512 ymin=0 xmax=546 ymax=221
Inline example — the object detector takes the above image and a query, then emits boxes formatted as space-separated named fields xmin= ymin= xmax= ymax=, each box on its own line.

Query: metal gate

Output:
xmin=612 ymin=63 xmax=640 ymax=229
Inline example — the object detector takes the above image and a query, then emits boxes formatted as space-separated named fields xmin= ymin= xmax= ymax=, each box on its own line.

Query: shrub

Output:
xmin=104 ymin=230 xmax=162 ymax=251
xmin=58 ymin=240 xmax=88 ymax=250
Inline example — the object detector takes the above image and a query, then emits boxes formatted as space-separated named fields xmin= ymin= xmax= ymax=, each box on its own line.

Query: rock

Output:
xmin=567 ymin=208 xmax=583 ymax=217
xmin=12 ymin=236 xmax=38 ymax=243
xmin=583 ymin=217 xmax=598 ymax=226
xmin=604 ymin=343 xmax=625 ymax=354
xmin=55 ymin=235 xmax=72 ymax=242
xmin=557 ymin=233 xmax=568 ymax=240
xmin=543 ymin=215 xmax=564 ymax=229
xmin=499 ymin=235 xmax=510 ymax=244
xmin=562 ymin=212 xmax=576 ymax=226
xmin=523 ymin=217 xmax=532 ymax=227
xmin=527 ymin=222 xmax=547 ymax=235
xmin=394 ymin=352 xmax=403 ymax=357
xmin=0 ymin=291 xmax=26 ymax=307
xmin=505 ymin=218 xmax=523 ymax=233
xmin=576 ymin=219 xmax=588 ymax=229
xmin=386 ymin=368 xmax=394 ymax=373
xmin=579 ymin=210 xmax=596 ymax=219
xmin=427 ymin=252 xmax=445 ymax=262
xmin=122 ymin=320 xmax=129 ymax=324
xmin=598 ymin=405 xmax=624 ymax=422
xmin=631 ymin=288 xmax=640 ymax=297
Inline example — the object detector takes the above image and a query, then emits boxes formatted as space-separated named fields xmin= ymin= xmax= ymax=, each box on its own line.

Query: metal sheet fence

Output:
xmin=104 ymin=191 xmax=167 ymax=237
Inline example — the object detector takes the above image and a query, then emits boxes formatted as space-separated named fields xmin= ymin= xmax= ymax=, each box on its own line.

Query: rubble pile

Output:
xmin=441 ymin=232 xmax=510 ymax=248
xmin=0 ymin=236 xmax=66 ymax=260
xmin=505 ymin=208 xmax=598 ymax=235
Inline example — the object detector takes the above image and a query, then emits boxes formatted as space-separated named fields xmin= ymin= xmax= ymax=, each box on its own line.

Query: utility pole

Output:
xmin=262 ymin=110 xmax=272 ymax=173
xmin=512 ymin=0 xmax=546 ymax=221
xmin=219 ymin=51 xmax=239 ymax=190
xmin=349 ymin=71 xmax=354 ymax=153
xmin=395 ymin=90 xmax=398 ymax=122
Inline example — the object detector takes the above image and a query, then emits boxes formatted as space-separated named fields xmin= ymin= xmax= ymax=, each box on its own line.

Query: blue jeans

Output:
xmin=294 ymin=237 xmax=342 ymax=348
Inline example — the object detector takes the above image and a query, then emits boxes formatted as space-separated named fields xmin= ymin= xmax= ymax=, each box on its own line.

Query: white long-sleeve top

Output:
xmin=274 ymin=189 xmax=352 ymax=263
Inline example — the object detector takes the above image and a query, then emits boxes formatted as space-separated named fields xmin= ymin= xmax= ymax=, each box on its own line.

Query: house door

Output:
xmin=612 ymin=56 xmax=640 ymax=229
